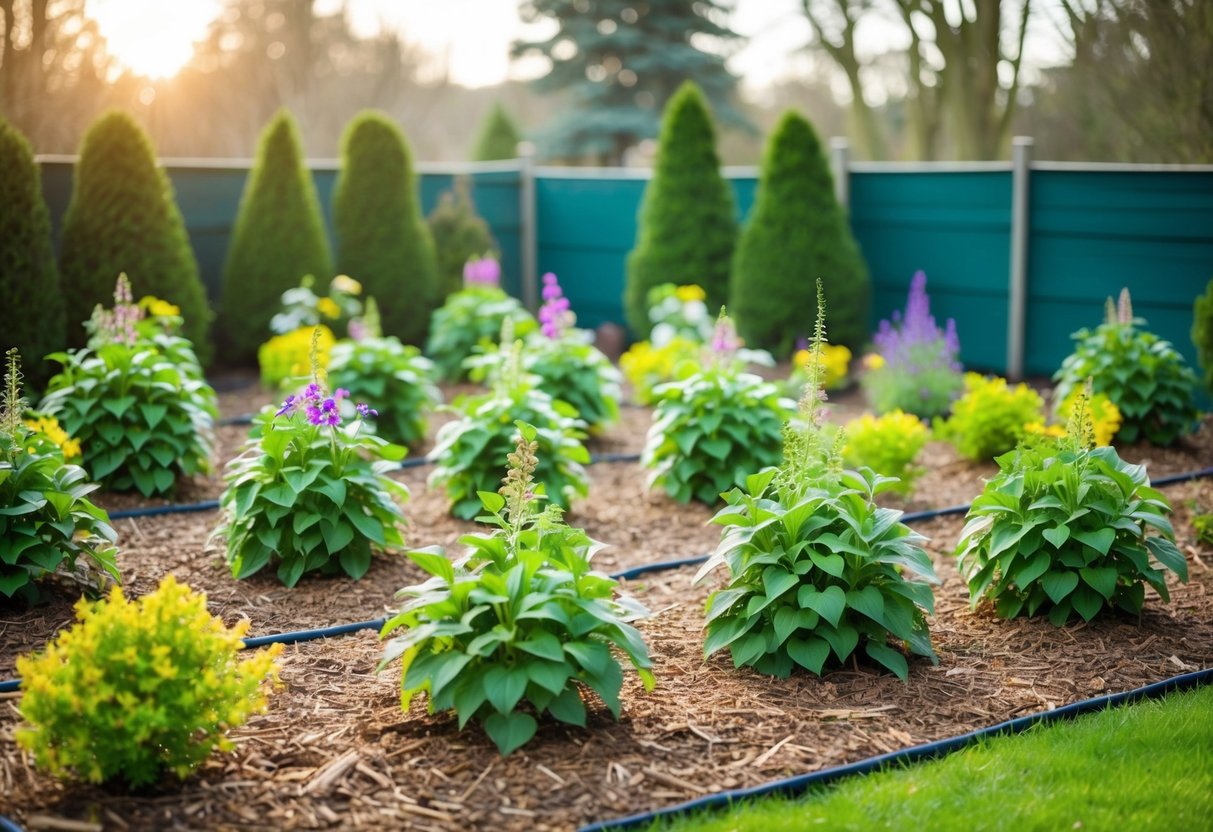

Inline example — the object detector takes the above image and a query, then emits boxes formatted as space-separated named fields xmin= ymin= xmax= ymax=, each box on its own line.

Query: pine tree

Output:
xmin=730 ymin=111 xmax=870 ymax=354
xmin=0 ymin=119 xmax=65 ymax=392
xmin=58 ymin=110 xmax=210 ymax=359
xmin=472 ymin=104 xmax=522 ymax=161
xmin=334 ymin=110 xmax=439 ymax=346
xmin=218 ymin=109 xmax=332 ymax=364
xmin=427 ymin=178 xmax=499 ymax=300
xmin=624 ymin=82 xmax=736 ymax=336
xmin=514 ymin=0 xmax=751 ymax=164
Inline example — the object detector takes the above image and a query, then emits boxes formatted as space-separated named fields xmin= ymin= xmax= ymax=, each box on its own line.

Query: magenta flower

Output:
xmin=463 ymin=254 xmax=502 ymax=288
xmin=538 ymin=272 xmax=574 ymax=339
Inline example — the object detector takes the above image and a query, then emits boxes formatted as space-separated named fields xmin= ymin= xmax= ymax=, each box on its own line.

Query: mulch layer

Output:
xmin=2 ymin=376 xmax=1212 ymax=831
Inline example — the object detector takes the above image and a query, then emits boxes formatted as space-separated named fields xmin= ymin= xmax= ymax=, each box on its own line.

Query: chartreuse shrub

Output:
xmin=425 ymin=255 xmax=537 ymax=380
xmin=472 ymin=102 xmax=522 ymax=161
xmin=696 ymin=283 xmax=939 ymax=681
xmin=220 ymin=110 xmax=332 ymax=364
xmin=1 ymin=350 xmax=118 ymax=603
xmin=1054 ymin=289 xmax=1199 ymax=445
xmin=335 ymin=111 xmax=439 ymax=346
xmin=381 ymin=422 xmax=653 ymax=756
xmin=58 ymin=111 xmax=210 ymax=359
xmin=469 ymin=274 xmax=621 ymax=433
xmin=790 ymin=342 xmax=850 ymax=393
xmin=1027 ymin=389 xmax=1122 ymax=448
xmin=1195 ymin=277 xmax=1213 ymax=394
xmin=0 ymin=118 xmax=65 ymax=392
xmin=642 ymin=311 xmax=791 ymax=505
xmin=956 ymin=386 xmax=1188 ymax=626
xmin=327 ymin=308 xmax=442 ymax=448
xmin=16 ymin=575 xmax=281 ymax=786
xmin=842 ymin=410 xmax=930 ymax=497
xmin=936 ymin=373 xmax=1046 ymax=461
xmin=40 ymin=276 xmax=217 ymax=498
xmin=861 ymin=271 xmax=964 ymax=419
xmin=259 ymin=324 xmax=336 ymax=390
xmin=430 ymin=341 xmax=589 ymax=519
xmin=257 ymin=274 xmax=364 ymax=388
xmin=624 ymin=82 xmax=735 ymax=335
xmin=731 ymin=110 xmax=869 ymax=353
xmin=428 ymin=178 xmax=498 ymax=301
xmin=215 ymin=357 xmax=409 ymax=587
xmin=619 ymin=336 xmax=701 ymax=406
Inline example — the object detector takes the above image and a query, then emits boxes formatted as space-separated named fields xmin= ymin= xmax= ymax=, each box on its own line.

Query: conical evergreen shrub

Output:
xmin=218 ymin=110 xmax=332 ymax=364
xmin=334 ymin=111 xmax=439 ymax=346
xmin=59 ymin=110 xmax=209 ymax=359
xmin=428 ymin=178 xmax=498 ymax=301
xmin=624 ymin=82 xmax=736 ymax=337
xmin=730 ymin=111 xmax=870 ymax=353
xmin=0 ymin=119 xmax=65 ymax=392
xmin=472 ymin=104 xmax=522 ymax=161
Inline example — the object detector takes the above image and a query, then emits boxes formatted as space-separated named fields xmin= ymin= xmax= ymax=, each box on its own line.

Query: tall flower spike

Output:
xmin=1104 ymin=296 xmax=1117 ymax=326
xmin=1065 ymin=379 xmax=1097 ymax=450
xmin=2 ymin=348 xmax=27 ymax=438
xmin=1117 ymin=287 xmax=1133 ymax=325
xmin=308 ymin=326 xmax=326 ymax=391
xmin=499 ymin=427 xmax=539 ymax=532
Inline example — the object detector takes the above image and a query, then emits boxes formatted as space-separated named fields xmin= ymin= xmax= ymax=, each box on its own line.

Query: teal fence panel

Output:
xmin=1026 ymin=168 xmax=1213 ymax=377
xmin=848 ymin=169 xmax=1014 ymax=372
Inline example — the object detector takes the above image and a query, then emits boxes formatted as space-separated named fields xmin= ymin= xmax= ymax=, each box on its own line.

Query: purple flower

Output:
xmin=276 ymin=394 xmax=298 ymax=417
xmin=710 ymin=312 xmax=740 ymax=356
xmin=463 ymin=254 xmax=502 ymax=288
xmin=334 ymin=388 xmax=350 ymax=400
xmin=538 ymin=273 xmax=574 ymax=339
xmin=872 ymin=271 xmax=961 ymax=373
xmin=356 ymin=402 xmax=378 ymax=418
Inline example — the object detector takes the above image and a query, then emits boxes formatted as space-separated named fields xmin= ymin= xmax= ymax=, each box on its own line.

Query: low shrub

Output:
xmin=619 ymin=336 xmax=701 ymax=406
xmin=427 ymin=179 xmax=497 ymax=300
xmin=956 ymin=388 xmax=1189 ymax=625
xmin=937 ymin=374 xmax=1045 ymax=460
xmin=842 ymin=410 xmax=930 ymax=496
xmin=1054 ymin=289 xmax=1199 ymax=445
xmin=381 ymin=423 xmax=653 ymax=756
xmin=17 ymin=575 xmax=281 ymax=786
xmin=258 ymin=325 xmax=336 ymax=390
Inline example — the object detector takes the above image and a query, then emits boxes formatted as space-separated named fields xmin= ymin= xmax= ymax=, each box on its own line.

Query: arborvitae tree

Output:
xmin=624 ymin=82 xmax=735 ymax=336
xmin=58 ymin=110 xmax=210 ymax=359
xmin=427 ymin=178 xmax=498 ymax=300
xmin=730 ymin=111 xmax=870 ymax=354
xmin=0 ymin=119 xmax=65 ymax=392
xmin=334 ymin=111 xmax=439 ymax=346
xmin=472 ymin=104 xmax=522 ymax=161
xmin=218 ymin=109 xmax=332 ymax=364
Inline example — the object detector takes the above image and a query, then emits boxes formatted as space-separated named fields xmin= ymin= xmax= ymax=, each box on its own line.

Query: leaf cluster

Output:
xmin=956 ymin=440 xmax=1188 ymax=625
xmin=40 ymin=342 xmax=217 ymax=497
xmin=16 ymin=575 xmax=281 ymax=786
xmin=936 ymin=373 xmax=1045 ymax=460
xmin=327 ymin=337 xmax=441 ymax=447
xmin=425 ymin=287 xmax=537 ymax=381
xmin=216 ymin=409 xmax=410 ymax=587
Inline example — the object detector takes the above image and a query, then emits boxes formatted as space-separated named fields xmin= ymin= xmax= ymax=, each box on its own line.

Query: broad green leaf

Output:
xmin=1072 ymin=527 xmax=1115 ymax=556
xmin=797 ymin=585 xmax=846 ymax=628
xmin=483 ymin=711 xmax=537 ymax=755
xmin=484 ymin=665 xmax=528 ymax=714
xmin=546 ymin=687 xmax=586 ymax=727
xmin=1042 ymin=525 xmax=1070 ymax=549
xmin=1071 ymin=585 xmax=1104 ymax=621
xmin=1079 ymin=566 xmax=1118 ymax=600
xmin=786 ymin=636 xmax=829 ymax=674
xmin=517 ymin=630 xmax=565 ymax=662
xmin=1041 ymin=570 xmax=1079 ymax=604
xmin=865 ymin=642 xmax=909 ymax=681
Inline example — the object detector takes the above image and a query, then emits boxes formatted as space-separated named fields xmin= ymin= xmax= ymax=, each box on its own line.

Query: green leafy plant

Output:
xmin=842 ymin=410 xmax=930 ymax=496
xmin=428 ymin=178 xmax=499 ymax=300
xmin=381 ymin=422 xmax=653 ymax=756
xmin=642 ymin=311 xmax=791 ymax=504
xmin=696 ymin=283 xmax=939 ymax=681
xmin=269 ymin=274 xmax=365 ymax=337
xmin=215 ymin=367 xmax=409 ymax=587
xmin=645 ymin=283 xmax=714 ymax=345
xmin=1 ymin=349 xmax=118 ymax=603
xmin=430 ymin=342 xmax=590 ymax=519
xmin=327 ymin=333 xmax=441 ymax=448
xmin=936 ymin=373 xmax=1046 ymax=460
xmin=956 ymin=388 xmax=1189 ymax=626
xmin=730 ymin=110 xmax=870 ymax=353
xmin=16 ymin=575 xmax=281 ymax=786
xmin=40 ymin=278 xmax=217 ymax=497
xmin=425 ymin=274 xmax=537 ymax=381
xmin=1194 ymin=512 xmax=1213 ymax=547
xmin=1054 ymin=289 xmax=1199 ymax=445
xmin=1195 ymin=277 xmax=1213 ymax=394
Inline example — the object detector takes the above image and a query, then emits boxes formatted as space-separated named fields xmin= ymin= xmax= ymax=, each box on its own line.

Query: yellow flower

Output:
xmin=24 ymin=415 xmax=81 ymax=462
xmin=138 ymin=296 xmax=180 ymax=317
xmin=674 ymin=284 xmax=705 ymax=303
xmin=258 ymin=325 xmax=335 ymax=388
xmin=331 ymin=275 xmax=362 ymax=296
xmin=863 ymin=353 xmax=885 ymax=371
xmin=1025 ymin=421 xmax=1067 ymax=439
xmin=316 ymin=297 xmax=341 ymax=319
xmin=792 ymin=345 xmax=851 ymax=389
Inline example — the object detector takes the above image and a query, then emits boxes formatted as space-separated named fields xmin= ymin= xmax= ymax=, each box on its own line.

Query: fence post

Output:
xmin=830 ymin=137 xmax=851 ymax=212
xmin=517 ymin=141 xmax=539 ymax=312
xmin=1007 ymin=136 xmax=1033 ymax=381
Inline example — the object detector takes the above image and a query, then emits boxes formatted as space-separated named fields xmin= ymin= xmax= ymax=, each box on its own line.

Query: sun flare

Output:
xmin=89 ymin=0 xmax=220 ymax=80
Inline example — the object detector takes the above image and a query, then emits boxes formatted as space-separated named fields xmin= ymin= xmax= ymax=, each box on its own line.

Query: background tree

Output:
xmin=0 ymin=118 xmax=64 ymax=391
xmin=514 ymin=0 xmax=752 ymax=164
xmin=427 ymin=178 xmax=498 ymax=300
xmin=334 ymin=110 xmax=438 ymax=346
xmin=218 ymin=109 xmax=331 ymax=364
xmin=730 ymin=110 xmax=869 ymax=353
xmin=472 ymin=103 xmax=523 ymax=161
xmin=624 ymin=82 xmax=735 ymax=335
xmin=58 ymin=110 xmax=210 ymax=356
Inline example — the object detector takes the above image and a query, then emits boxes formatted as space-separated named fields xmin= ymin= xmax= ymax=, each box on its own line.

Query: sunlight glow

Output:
xmin=90 ymin=0 xmax=220 ymax=80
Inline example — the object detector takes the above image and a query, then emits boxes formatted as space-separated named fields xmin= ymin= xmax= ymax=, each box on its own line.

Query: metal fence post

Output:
xmin=517 ymin=141 xmax=539 ymax=312
xmin=1007 ymin=136 xmax=1033 ymax=381
xmin=830 ymin=137 xmax=851 ymax=212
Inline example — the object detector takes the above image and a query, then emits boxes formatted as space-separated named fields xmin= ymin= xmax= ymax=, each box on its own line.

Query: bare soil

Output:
xmin=2 ymin=377 xmax=1212 ymax=831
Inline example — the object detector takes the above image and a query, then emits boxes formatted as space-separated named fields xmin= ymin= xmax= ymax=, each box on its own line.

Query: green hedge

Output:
xmin=428 ymin=177 xmax=498 ymax=301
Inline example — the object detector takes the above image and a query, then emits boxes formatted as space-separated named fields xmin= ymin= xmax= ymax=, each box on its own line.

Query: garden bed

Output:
xmin=2 ymin=378 xmax=1211 ymax=831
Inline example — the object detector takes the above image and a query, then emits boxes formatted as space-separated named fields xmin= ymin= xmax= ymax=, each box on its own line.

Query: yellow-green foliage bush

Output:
xmin=938 ymin=373 xmax=1045 ymax=460
xmin=258 ymin=325 xmax=335 ymax=389
xmin=843 ymin=410 xmax=930 ymax=496
xmin=17 ymin=575 xmax=281 ymax=786
xmin=619 ymin=336 xmax=701 ymax=405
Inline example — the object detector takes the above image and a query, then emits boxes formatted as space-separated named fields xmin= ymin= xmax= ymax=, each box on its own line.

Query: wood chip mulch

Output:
xmin=2 ymin=377 xmax=1212 ymax=831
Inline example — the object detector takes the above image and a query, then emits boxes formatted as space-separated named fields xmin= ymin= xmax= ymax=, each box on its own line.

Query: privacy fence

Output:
xmin=37 ymin=141 xmax=1213 ymax=378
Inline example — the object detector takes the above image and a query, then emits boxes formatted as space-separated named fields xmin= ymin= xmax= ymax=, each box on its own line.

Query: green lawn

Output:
xmin=654 ymin=683 xmax=1213 ymax=832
